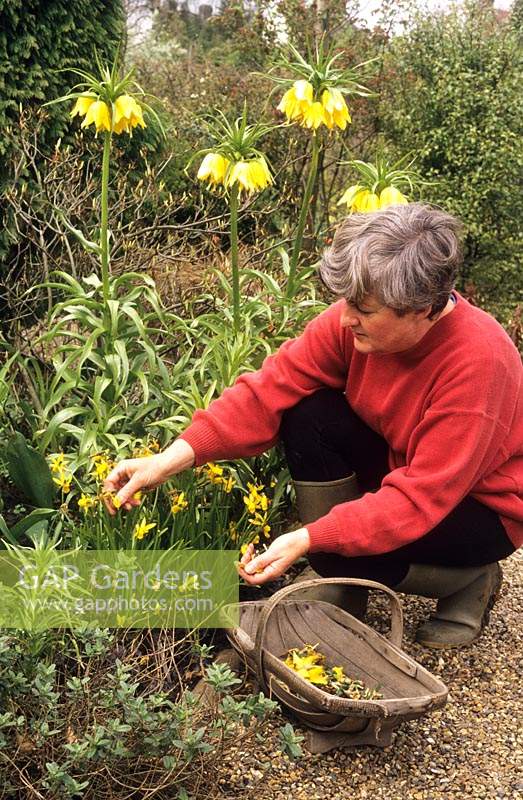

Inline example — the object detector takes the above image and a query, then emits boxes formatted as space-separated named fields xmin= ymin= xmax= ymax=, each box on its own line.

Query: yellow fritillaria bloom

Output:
xmin=379 ymin=186 xmax=409 ymax=208
xmin=70 ymin=95 xmax=96 ymax=119
xmin=277 ymin=79 xmax=314 ymax=121
xmin=301 ymin=101 xmax=326 ymax=130
xmin=81 ymin=99 xmax=112 ymax=133
xmin=225 ymin=160 xmax=261 ymax=194
xmin=321 ymin=88 xmax=351 ymax=131
xmin=358 ymin=191 xmax=381 ymax=212
xmin=133 ymin=518 xmax=156 ymax=541
xmin=197 ymin=152 xmax=231 ymax=187
xmin=113 ymin=93 xmax=146 ymax=134
xmin=245 ymin=157 xmax=273 ymax=191
xmin=337 ymin=184 xmax=367 ymax=211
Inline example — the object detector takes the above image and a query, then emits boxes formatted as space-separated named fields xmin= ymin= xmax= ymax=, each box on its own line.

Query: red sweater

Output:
xmin=181 ymin=293 xmax=523 ymax=555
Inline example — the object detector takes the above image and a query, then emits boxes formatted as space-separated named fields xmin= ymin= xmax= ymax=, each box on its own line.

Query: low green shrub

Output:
xmin=0 ymin=625 xmax=278 ymax=799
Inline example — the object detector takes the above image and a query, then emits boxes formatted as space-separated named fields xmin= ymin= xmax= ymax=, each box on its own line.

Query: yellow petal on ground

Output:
xmin=379 ymin=185 xmax=409 ymax=208
xmin=301 ymin=101 xmax=327 ymax=130
xmin=70 ymin=95 xmax=96 ymax=119
xmin=81 ymin=100 xmax=111 ymax=133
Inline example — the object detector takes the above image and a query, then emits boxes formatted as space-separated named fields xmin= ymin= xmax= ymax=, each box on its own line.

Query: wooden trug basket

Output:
xmin=226 ymin=577 xmax=449 ymax=753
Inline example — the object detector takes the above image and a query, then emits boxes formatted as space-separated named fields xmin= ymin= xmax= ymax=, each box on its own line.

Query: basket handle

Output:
xmin=253 ymin=577 xmax=404 ymax=694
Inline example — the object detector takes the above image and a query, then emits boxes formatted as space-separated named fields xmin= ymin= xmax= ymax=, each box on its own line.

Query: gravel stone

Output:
xmin=218 ymin=551 xmax=522 ymax=799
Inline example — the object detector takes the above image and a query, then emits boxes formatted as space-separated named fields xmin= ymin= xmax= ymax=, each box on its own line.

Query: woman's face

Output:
xmin=340 ymin=295 xmax=436 ymax=354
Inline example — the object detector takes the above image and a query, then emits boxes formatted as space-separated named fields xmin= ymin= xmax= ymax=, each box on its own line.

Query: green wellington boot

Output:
xmin=291 ymin=473 xmax=368 ymax=619
xmin=394 ymin=562 xmax=503 ymax=648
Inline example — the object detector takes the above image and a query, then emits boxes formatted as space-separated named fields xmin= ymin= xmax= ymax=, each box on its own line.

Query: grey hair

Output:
xmin=320 ymin=203 xmax=464 ymax=317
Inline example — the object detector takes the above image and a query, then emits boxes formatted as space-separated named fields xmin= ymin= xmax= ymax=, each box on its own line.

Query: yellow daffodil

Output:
xmin=80 ymin=99 xmax=112 ymax=133
xmin=204 ymin=462 xmax=224 ymax=482
xmin=306 ymin=666 xmax=329 ymax=685
xmin=332 ymin=666 xmax=345 ymax=681
xmin=248 ymin=510 xmax=271 ymax=538
xmin=170 ymin=491 xmax=188 ymax=515
xmin=90 ymin=457 xmax=112 ymax=481
xmin=379 ymin=185 xmax=409 ymax=208
xmin=277 ymin=79 xmax=314 ymax=121
xmin=197 ymin=152 xmax=231 ymax=186
xmin=49 ymin=453 xmax=66 ymax=474
xmin=222 ymin=476 xmax=235 ymax=493
xmin=321 ymin=88 xmax=351 ymax=130
xmin=229 ymin=521 xmax=238 ymax=542
xmin=78 ymin=494 xmax=96 ymax=512
xmin=53 ymin=473 xmax=71 ymax=494
xmin=133 ymin=518 xmax=156 ymax=541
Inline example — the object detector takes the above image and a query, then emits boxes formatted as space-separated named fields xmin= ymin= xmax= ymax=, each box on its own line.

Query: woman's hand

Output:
xmin=238 ymin=528 xmax=310 ymax=585
xmin=103 ymin=439 xmax=195 ymax=513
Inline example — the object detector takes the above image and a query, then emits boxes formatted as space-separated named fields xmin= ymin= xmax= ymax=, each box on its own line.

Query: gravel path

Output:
xmin=218 ymin=551 xmax=522 ymax=800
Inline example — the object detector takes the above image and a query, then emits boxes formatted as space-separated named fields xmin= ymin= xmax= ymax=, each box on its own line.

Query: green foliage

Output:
xmin=278 ymin=721 xmax=304 ymax=758
xmin=5 ymin=433 xmax=55 ymax=508
xmin=379 ymin=0 xmax=523 ymax=315
xmin=0 ymin=626 xmax=278 ymax=798
xmin=0 ymin=0 xmax=125 ymax=259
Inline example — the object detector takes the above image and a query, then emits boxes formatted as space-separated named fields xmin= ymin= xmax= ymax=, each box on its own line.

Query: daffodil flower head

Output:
xmin=133 ymin=518 xmax=156 ymax=541
xmin=78 ymin=494 xmax=97 ymax=512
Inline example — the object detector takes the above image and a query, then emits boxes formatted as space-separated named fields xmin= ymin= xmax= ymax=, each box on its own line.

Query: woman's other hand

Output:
xmin=238 ymin=528 xmax=310 ymax=585
xmin=103 ymin=439 xmax=195 ymax=513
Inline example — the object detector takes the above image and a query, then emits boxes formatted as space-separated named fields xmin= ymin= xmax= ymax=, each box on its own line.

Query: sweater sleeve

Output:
xmin=179 ymin=301 xmax=351 ymax=464
xmin=307 ymin=347 xmax=518 ymax=557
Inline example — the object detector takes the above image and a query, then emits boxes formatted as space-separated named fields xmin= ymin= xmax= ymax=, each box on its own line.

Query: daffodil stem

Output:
xmin=229 ymin=182 xmax=241 ymax=332
xmin=287 ymin=133 xmax=320 ymax=300
xmin=100 ymin=130 xmax=112 ymax=308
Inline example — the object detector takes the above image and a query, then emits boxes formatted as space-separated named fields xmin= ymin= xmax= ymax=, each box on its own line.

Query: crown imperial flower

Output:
xmin=197 ymin=152 xmax=231 ymax=186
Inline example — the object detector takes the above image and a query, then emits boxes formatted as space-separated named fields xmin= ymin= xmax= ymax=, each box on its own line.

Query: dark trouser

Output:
xmin=280 ymin=388 xmax=515 ymax=587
